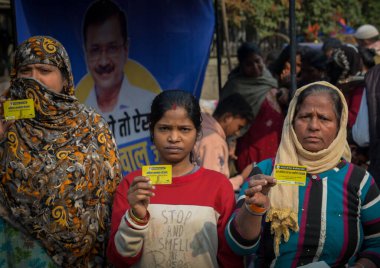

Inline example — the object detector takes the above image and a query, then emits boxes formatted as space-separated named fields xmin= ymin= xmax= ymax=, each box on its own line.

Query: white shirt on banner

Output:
xmin=85 ymin=75 xmax=156 ymax=147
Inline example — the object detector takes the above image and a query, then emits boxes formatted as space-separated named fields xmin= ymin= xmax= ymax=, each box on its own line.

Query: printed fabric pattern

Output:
xmin=0 ymin=36 xmax=121 ymax=267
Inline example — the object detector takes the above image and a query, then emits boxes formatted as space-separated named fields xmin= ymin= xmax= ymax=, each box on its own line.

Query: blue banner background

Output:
xmin=14 ymin=0 xmax=214 ymax=97
xmin=14 ymin=0 xmax=215 ymax=175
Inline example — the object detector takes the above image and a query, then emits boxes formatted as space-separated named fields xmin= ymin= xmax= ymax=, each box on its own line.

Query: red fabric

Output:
xmin=344 ymin=85 xmax=364 ymax=129
xmin=236 ymin=99 xmax=284 ymax=172
xmin=107 ymin=167 xmax=243 ymax=267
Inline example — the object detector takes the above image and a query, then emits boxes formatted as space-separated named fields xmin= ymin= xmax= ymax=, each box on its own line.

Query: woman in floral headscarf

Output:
xmin=0 ymin=36 xmax=121 ymax=267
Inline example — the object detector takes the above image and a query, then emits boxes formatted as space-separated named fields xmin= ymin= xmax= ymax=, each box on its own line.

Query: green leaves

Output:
xmin=224 ymin=0 xmax=380 ymax=41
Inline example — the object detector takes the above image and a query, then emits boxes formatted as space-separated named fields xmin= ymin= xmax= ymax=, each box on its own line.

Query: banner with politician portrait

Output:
xmin=14 ymin=0 xmax=215 ymax=175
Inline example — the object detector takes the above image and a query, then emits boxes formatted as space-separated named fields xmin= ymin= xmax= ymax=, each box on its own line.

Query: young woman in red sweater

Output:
xmin=107 ymin=90 xmax=242 ymax=267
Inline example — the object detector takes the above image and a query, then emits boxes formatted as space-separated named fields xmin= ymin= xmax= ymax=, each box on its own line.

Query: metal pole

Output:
xmin=289 ymin=0 xmax=297 ymax=96
xmin=214 ymin=0 xmax=222 ymax=96
xmin=221 ymin=0 xmax=232 ymax=71
xmin=10 ymin=0 xmax=18 ymax=45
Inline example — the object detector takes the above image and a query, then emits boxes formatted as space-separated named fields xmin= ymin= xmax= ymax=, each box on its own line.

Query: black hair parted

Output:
xmin=149 ymin=90 xmax=202 ymax=137
xmin=83 ymin=0 xmax=128 ymax=45
xmin=213 ymin=93 xmax=253 ymax=122
xmin=237 ymin=42 xmax=261 ymax=64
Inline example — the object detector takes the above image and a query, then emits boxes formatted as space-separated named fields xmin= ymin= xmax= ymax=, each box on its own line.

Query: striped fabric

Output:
xmin=225 ymin=158 xmax=380 ymax=267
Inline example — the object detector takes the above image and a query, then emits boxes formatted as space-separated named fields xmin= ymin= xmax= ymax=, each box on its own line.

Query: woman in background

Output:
xmin=221 ymin=43 xmax=285 ymax=174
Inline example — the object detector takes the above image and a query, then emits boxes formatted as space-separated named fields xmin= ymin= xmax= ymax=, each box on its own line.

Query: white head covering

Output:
xmin=266 ymin=81 xmax=351 ymax=256
xmin=354 ymin=24 xmax=379 ymax=40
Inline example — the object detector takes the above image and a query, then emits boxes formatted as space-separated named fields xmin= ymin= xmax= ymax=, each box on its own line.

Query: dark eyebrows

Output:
xmin=156 ymin=123 xmax=194 ymax=128
xmin=19 ymin=65 xmax=32 ymax=71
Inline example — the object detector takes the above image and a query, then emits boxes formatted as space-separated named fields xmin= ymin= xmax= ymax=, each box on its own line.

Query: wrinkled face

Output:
xmin=223 ymin=115 xmax=248 ymax=138
xmin=241 ymin=53 xmax=264 ymax=78
xmin=153 ymin=107 xmax=197 ymax=165
xmin=293 ymin=92 xmax=339 ymax=152
xmin=85 ymin=15 xmax=128 ymax=93
xmin=17 ymin=64 xmax=65 ymax=93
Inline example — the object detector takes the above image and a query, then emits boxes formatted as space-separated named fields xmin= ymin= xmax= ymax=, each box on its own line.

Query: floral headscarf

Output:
xmin=10 ymin=35 xmax=75 ymax=95
xmin=0 ymin=36 xmax=121 ymax=267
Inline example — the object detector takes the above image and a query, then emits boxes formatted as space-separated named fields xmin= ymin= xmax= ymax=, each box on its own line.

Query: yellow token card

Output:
xmin=274 ymin=164 xmax=307 ymax=186
xmin=142 ymin=165 xmax=172 ymax=184
xmin=3 ymin=99 xmax=35 ymax=120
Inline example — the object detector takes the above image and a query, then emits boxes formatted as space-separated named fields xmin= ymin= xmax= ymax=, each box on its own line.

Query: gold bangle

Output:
xmin=129 ymin=209 xmax=149 ymax=224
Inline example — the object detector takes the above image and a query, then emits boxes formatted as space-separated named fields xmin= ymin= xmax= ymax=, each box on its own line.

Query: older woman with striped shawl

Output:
xmin=225 ymin=81 xmax=380 ymax=268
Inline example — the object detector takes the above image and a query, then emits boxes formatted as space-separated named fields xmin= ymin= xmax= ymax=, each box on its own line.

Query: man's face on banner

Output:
xmin=85 ymin=15 xmax=128 ymax=93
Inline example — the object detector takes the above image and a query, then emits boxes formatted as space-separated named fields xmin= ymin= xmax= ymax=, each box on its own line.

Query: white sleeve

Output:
xmin=114 ymin=211 xmax=149 ymax=257
xmin=352 ymin=89 xmax=370 ymax=147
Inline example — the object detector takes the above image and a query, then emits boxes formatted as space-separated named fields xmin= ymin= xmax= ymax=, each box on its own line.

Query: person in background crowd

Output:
xmin=107 ymin=90 xmax=243 ymax=267
xmin=225 ymin=81 xmax=380 ymax=267
xmin=327 ymin=44 xmax=364 ymax=128
xmin=321 ymin=37 xmax=342 ymax=60
xmin=298 ymin=47 xmax=327 ymax=87
xmin=358 ymin=46 xmax=376 ymax=72
xmin=194 ymin=93 xmax=253 ymax=191
xmin=220 ymin=42 xmax=278 ymax=120
xmin=268 ymin=44 xmax=303 ymax=98
xmin=0 ymin=36 xmax=121 ymax=267
xmin=354 ymin=24 xmax=380 ymax=64
xmin=220 ymin=43 xmax=285 ymax=177
xmin=327 ymin=44 xmax=368 ymax=168
xmin=353 ymin=65 xmax=380 ymax=186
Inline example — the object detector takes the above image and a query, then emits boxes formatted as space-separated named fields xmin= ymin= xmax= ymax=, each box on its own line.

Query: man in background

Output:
xmin=354 ymin=24 xmax=380 ymax=64
xmin=81 ymin=0 xmax=159 ymax=146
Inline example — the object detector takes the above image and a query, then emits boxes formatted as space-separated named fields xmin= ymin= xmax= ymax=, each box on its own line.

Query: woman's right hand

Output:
xmin=244 ymin=174 xmax=276 ymax=208
xmin=127 ymin=176 xmax=155 ymax=219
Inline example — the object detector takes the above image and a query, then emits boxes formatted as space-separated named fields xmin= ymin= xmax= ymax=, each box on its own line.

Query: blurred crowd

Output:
xmin=217 ymin=23 xmax=380 ymax=188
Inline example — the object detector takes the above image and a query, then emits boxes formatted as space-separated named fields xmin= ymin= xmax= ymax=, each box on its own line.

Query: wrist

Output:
xmin=244 ymin=202 xmax=268 ymax=216
xmin=131 ymin=208 xmax=147 ymax=219
xmin=129 ymin=208 xmax=150 ymax=225
xmin=125 ymin=209 xmax=150 ymax=230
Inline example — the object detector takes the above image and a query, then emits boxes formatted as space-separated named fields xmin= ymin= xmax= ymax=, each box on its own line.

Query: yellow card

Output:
xmin=3 ymin=99 xmax=35 ymax=120
xmin=274 ymin=164 xmax=307 ymax=186
xmin=142 ymin=165 xmax=172 ymax=184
